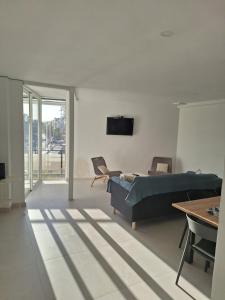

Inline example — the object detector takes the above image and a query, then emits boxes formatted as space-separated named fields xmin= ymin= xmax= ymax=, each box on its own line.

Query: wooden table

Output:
xmin=172 ymin=196 xmax=220 ymax=228
xmin=172 ymin=196 xmax=220 ymax=263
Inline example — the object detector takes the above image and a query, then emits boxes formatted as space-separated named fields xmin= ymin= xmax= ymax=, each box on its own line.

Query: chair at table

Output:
xmin=178 ymin=190 xmax=217 ymax=249
xmin=148 ymin=157 xmax=172 ymax=175
xmin=91 ymin=157 xmax=122 ymax=187
xmin=176 ymin=214 xmax=217 ymax=285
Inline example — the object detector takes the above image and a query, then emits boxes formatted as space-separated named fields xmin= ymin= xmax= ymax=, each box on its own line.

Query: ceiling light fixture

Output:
xmin=160 ymin=30 xmax=174 ymax=37
xmin=173 ymin=102 xmax=187 ymax=106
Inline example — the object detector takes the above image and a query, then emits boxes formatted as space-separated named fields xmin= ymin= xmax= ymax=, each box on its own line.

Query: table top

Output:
xmin=172 ymin=196 xmax=220 ymax=228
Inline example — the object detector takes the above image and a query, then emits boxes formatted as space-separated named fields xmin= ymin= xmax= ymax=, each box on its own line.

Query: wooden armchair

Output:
xmin=91 ymin=157 xmax=122 ymax=187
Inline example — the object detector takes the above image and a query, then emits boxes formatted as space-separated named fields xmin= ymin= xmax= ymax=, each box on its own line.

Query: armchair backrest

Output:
xmin=151 ymin=157 xmax=172 ymax=173
xmin=91 ymin=157 xmax=107 ymax=175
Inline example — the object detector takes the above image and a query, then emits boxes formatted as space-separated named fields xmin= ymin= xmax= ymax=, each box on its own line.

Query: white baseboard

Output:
xmin=0 ymin=201 xmax=26 ymax=212
xmin=0 ymin=200 xmax=12 ymax=211
xmin=74 ymin=177 xmax=92 ymax=180
xmin=12 ymin=202 xmax=26 ymax=209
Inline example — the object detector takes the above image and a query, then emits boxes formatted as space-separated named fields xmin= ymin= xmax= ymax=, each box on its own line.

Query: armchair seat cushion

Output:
xmin=98 ymin=165 xmax=110 ymax=175
xmin=108 ymin=170 xmax=122 ymax=177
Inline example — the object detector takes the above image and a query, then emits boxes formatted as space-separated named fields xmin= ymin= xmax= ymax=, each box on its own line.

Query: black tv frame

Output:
xmin=106 ymin=116 xmax=134 ymax=136
xmin=0 ymin=163 xmax=6 ymax=180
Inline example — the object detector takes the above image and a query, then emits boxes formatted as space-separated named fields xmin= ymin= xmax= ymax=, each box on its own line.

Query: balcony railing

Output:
xmin=24 ymin=149 xmax=65 ymax=180
xmin=42 ymin=149 xmax=65 ymax=178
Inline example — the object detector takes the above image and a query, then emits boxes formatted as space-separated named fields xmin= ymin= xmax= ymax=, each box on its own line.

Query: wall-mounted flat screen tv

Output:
xmin=106 ymin=117 xmax=134 ymax=135
xmin=0 ymin=163 xmax=5 ymax=180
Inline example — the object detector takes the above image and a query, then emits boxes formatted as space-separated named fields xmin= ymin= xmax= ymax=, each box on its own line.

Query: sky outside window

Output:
xmin=42 ymin=105 xmax=63 ymax=122
xmin=23 ymin=103 xmax=63 ymax=122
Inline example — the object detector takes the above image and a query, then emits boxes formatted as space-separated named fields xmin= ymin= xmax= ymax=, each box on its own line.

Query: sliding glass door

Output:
xmin=23 ymin=87 xmax=66 ymax=194
xmin=23 ymin=90 xmax=31 ymax=194
xmin=32 ymin=98 xmax=40 ymax=186
xmin=23 ymin=89 xmax=41 ymax=194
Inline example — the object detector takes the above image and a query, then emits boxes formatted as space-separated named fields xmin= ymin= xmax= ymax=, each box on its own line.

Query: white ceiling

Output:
xmin=1 ymin=0 xmax=225 ymax=100
xmin=26 ymin=85 xmax=68 ymax=99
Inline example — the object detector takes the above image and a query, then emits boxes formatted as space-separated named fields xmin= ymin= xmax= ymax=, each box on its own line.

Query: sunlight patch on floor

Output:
xmin=77 ymin=222 xmax=109 ymax=248
xmin=50 ymin=209 xmax=66 ymax=220
xmin=44 ymin=209 xmax=54 ymax=220
xmin=66 ymin=209 xmax=86 ymax=220
xmin=42 ymin=180 xmax=67 ymax=185
xmin=78 ymin=221 xmax=161 ymax=299
xmin=44 ymin=257 xmax=85 ymax=300
xmin=52 ymin=222 xmax=121 ymax=299
xmin=27 ymin=209 xmax=44 ymax=221
xmin=97 ymin=220 xmax=210 ymax=300
xmin=84 ymin=208 xmax=112 ymax=220
xmin=27 ymin=208 xmax=210 ymax=300
xmin=30 ymin=222 xmax=86 ymax=300
xmin=31 ymin=223 xmax=63 ymax=261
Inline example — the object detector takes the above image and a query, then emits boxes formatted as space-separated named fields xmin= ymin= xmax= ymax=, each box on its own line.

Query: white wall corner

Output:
xmin=177 ymin=98 xmax=225 ymax=109
xmin=211 ymin=158 xmax=225 ymax=299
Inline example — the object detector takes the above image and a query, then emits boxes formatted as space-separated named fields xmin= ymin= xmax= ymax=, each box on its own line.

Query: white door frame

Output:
xmin=28 ymin=91 xmax=33 ymax=190
xmin=38 ymin=96 xmax=42 ymax=181
xmin=24 ymin=81 xmax=75 ymax=201
xmin=24 ymin=86 xmax=42 ymax=190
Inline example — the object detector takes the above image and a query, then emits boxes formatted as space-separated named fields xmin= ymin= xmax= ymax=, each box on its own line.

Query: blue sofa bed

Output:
xmin=107 ymin=173 xmax=222 ymax=229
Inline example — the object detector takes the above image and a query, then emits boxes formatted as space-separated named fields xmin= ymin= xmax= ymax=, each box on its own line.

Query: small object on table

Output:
xmin=207 ymin=206 xmax=220 ymax=216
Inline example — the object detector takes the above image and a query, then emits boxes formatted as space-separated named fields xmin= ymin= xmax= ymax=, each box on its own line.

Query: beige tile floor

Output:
xmin=0 ymin=180 xmax=214 ymax=300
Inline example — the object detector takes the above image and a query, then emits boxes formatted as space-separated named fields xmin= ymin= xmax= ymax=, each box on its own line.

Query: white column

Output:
xmin=211 ymin=159 xmax=225 ymax=299
xmin=38 ymin=97 xmax=42 ymax=180
xmin=65 ymin=92 xmax=70 ymax=181
xmin=29 ymin=92 xmax=33 ymax=190
xmin=0 ymin=77 xmax=24 ymax=208
xmin=0 ymin=77 xmax=10 ymax=208
xmin=68 ymin=88 xmax=75 ymax=200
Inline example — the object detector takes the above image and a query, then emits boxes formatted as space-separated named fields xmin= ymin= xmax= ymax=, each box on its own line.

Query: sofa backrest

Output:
xmin=126 ymin=172 xmax=222 ymax=206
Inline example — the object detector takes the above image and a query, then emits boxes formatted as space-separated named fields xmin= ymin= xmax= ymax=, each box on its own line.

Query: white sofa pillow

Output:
xmin=156 ymin=163 xmax=168 ymax=173
xmin=120 ymin=173 xmax=135 ymax=182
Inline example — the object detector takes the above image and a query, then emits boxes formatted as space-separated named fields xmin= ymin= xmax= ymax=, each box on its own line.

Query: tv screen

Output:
xmin=0 ymin=163 xmax=5 ymax=180
xmin=106 ymin=117 xmax=134 ymax=135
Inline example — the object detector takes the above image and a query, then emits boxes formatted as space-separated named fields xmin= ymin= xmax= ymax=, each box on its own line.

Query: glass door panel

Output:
xmin=23 ymin=91 xmax=31 ymax=194
xmin=32 ymin=97 xmax=39 ymax=186
xmin=23 ymin=88 xmax=41 ymax=195
xmin=23 ymin=87 xmax=66 ymax=193
xmin=42 ymin=101 xmax=66 ymax=179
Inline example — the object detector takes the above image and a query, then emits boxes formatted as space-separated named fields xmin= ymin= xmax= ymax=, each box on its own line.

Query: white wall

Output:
xmin=74 ymin=89 xmax=179 ymax=178
xmin=0 ymin=77 xmax=24 ymax=207
xmin=8 ymin=79 xmax=24 ymax=203
xmin=176 ymin=101 xmax=225 ymax=177
xmin=212 ymin=160 xmax=225 ymax=300
xmin=0 ymin=78 xmax=10 ymax=166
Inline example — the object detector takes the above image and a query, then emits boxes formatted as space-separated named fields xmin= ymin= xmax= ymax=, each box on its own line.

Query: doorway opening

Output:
xmin=23 ymin=86 xmax=68 ymax=195
xmin=42 ymin=99 xmax=66 ymax=180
